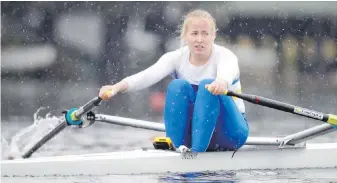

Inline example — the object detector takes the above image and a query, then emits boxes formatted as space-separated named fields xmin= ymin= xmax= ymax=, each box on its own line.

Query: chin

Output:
xmin=193 ymin=50 xmax=207 ymax=56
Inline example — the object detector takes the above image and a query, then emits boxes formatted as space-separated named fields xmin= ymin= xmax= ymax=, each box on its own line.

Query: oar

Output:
xmin=20 ymin=96 xmax=104 ymax=159
xmin=225 ymin=90 xmax=337 ymax=126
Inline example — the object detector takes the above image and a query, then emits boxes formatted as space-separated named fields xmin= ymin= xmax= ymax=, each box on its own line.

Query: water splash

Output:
xmin=5 ymin=107 xmax=63 ymax=159
xmin=1 ymin=136 xmax=10 ymax=159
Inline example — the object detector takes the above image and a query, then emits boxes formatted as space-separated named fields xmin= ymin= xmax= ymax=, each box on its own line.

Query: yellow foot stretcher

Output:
xmin=152 ymin=137 xmax=175 ymax=151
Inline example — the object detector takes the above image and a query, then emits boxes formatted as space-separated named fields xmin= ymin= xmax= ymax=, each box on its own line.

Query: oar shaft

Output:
xmin=226 ymin=91 xmax=336 ymax=125
xmin=74 ymin=97 xmax=102 ymax=118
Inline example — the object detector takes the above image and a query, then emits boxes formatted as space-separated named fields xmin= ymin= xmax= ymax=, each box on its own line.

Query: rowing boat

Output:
xmin=2 ymin=120 xmax=337 ymax=177
xmin=1 ymin=91 xmax=336 ymax=177
xmin=2 ymin=142 xmax=337 ymax=176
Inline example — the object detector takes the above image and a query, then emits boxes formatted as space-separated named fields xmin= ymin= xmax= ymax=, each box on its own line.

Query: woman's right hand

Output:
xmin=99 ymin=85 xmax=119 ymax=101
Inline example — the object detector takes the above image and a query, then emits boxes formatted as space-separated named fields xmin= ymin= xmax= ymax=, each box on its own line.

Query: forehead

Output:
xmin=187 ymin=17 xmax=213 ymax=31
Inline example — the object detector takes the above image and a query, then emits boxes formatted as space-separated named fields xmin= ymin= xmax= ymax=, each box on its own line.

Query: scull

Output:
xmin=1 ymin=91 xmax=336 ymax=177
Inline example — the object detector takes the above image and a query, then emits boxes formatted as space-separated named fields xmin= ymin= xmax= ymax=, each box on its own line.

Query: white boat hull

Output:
xmin=2 ymin=143 xmax=337 ymax=177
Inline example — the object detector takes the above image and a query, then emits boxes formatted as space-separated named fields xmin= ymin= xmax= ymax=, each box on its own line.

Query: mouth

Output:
xmin=195 ymin=45 xmax=204 ymax=49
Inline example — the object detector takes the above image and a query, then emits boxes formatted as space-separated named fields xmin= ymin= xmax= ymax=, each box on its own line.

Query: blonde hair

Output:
xmin=179 ymin=9 xmax=217 ymax=39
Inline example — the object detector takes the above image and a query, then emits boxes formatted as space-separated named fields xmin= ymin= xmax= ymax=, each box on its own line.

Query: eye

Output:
xmin=191 ymin=32 xmax=197 ymax=35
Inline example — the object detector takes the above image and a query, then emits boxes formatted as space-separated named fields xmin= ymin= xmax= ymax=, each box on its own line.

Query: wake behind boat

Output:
xmin=1 ymin=91 xmax=336 ymax=177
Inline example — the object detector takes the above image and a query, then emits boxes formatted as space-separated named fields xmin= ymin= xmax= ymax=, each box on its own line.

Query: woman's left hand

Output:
xmin=205 ymin=78 xmax=228 ymax=95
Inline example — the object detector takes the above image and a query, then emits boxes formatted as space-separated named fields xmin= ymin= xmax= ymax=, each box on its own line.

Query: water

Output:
xmin=2 ymin=169 xmax=337 ymax=182
xmin=1 ymin=112 xmax=337 ymax=183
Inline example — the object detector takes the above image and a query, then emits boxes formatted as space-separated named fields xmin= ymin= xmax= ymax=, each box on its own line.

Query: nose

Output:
xmin=196 ymin=34 xmax=203 ymax=43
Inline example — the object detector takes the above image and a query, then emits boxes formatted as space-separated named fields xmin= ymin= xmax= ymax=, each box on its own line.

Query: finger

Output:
xmin=208 ymin=85 xmax=215 ymax=94
xmin=99 ymin=86 xmax=107 ymax=94
xmin=205 ymin=84 xmax=211 ymax=91
xmin=213 ymin=83 xmax=220 ymax=94
xmin=100 ymin=92 xmax=110 ymax=101
xmin=215 ymin=84 xmax=223 ymax=95
xmin=211 ymin=83 xmax=218 ymax=94
xmin=105 ymin=89 xmax=115 ymax=98
xmin=99 ymin=87 xmax=108 ymax=97
xmin=208 ymin=83 xmax=216 ymax=94
xmin=99 ymin=90 xmax=105 ymax=98
xmin=216 ymin=84 xmax=225 ymax=95
xmin=212 ymin=86 xmax=219 ymax=95
xmin=100 ymin=88 xmax=112 ymax=100
xmin=205 ymin=84 xmax=211 ymax=90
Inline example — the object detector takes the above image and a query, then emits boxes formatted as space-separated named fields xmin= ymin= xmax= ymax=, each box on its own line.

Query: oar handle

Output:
xmin=73 ymin=97 xmax=102 ymax=119
xmin=225 ymin=90 xmax=337 ymax=126
xmin=72 ymin=89 xmax=114 ymax=119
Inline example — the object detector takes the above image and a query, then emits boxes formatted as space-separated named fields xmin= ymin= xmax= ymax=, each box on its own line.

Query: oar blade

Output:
xmin=6 ymin=97 xmax=103 ymax=159
xmin=5 ymin=115 xmax=65 ymax=159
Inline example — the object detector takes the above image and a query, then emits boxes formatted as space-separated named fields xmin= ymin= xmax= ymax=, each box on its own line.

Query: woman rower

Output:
xmin=98 ymin=9 xmax=249 ymax=153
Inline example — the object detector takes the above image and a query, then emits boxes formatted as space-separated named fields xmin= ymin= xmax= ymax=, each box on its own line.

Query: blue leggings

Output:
xmin=164 ymin=79 xmax=249 ymax=152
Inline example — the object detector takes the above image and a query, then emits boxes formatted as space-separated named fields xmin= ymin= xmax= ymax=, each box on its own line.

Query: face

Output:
xmin=183 ymin=17 xmax=216 ymax=58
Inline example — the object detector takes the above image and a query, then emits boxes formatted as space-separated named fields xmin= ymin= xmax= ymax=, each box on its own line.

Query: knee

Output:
xmin=198 ymin=79 xmax=214 ymax=89
xmin=197 ymin=79 xmax=215 ymax=95
xmin=167 ymin=79 xmax=191 ymax=94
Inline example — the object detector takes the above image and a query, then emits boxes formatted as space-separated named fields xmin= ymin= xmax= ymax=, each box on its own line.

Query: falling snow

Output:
xmin=1 ymin=1 xmax=337 ymax=182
